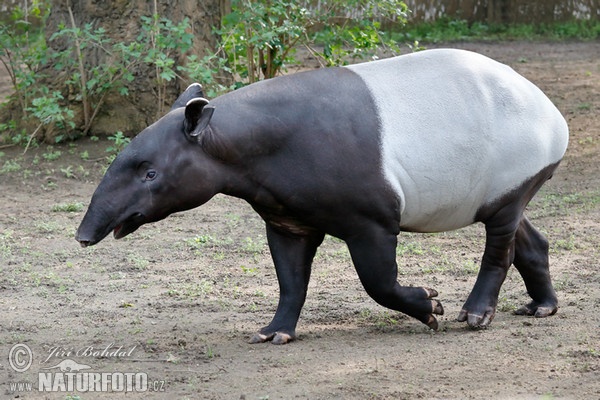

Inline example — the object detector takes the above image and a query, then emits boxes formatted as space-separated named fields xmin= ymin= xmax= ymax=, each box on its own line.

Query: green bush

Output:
xmin=5 ymin=1 xmax=594 ymax=151
xmin=217 ymin=0 xmax=409 ymax=84
xmin=1 ymin=0 xmax=411 ymax=149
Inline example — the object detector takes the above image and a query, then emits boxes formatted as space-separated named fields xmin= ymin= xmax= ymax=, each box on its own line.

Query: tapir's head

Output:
xmin=76 ymin=84 xmax=219 ymax=247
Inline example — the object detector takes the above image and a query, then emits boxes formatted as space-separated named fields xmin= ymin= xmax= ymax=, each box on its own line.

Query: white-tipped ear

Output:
xmin=171 ymin=83 xmax=205 ymax=110
xmin=184 ymin=97 xmax=214 ymax=138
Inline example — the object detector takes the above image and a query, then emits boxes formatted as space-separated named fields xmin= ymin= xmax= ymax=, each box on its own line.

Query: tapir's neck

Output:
xmin=219 ymin=167 xmax=273 ymax=207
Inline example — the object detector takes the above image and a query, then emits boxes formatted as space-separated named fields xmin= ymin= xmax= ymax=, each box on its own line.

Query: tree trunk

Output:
xmin=42 ymin=0 xmax=223 ymax=139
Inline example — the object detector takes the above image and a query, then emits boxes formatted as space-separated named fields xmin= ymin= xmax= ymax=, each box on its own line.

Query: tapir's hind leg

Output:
xmin=346 ymin=227 xmax=444 ymax=330
xmin=249 ymin=225 xmax=324 ymax=345
xmin=459 ymin=163 xmax=560 ymax=328
xmin=513 ymin=216 xmax=558 ymax=317
xmin=458 ymin=214 xmax=558 ymax=328
xmin=458 ymin=213 xmax=519 ymax=328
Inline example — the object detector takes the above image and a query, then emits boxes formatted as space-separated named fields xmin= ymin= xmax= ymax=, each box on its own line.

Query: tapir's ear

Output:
xmin=184 ymin=97 xmax=215 ymax=139
xmin=171 ymin=83 xmax=205 ymax=110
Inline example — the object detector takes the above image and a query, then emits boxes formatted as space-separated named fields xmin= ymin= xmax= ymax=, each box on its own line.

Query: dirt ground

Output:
xmin=0 ymin=41 xmax=599 ymax=399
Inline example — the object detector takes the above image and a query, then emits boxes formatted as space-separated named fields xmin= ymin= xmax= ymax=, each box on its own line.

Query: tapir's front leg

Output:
xmin=249 ymin=225 xmax=324 ymax=345
xmin=345 ymin=226 xmax=444 ymax=330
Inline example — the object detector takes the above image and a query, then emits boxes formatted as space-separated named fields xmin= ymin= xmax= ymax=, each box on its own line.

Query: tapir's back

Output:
xmin=346 ymin=49 xmax=569 ymax=232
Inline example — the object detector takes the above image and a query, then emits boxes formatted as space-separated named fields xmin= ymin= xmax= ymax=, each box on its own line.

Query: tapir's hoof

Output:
xmin=248 ymin=331 xmax=294 ymax=345
xmin=420 ymin=288 xmax=444 ymax=330
xmin=457 ymin=307 xmax=495 ymax=329
xmin=514 ymin=301 xmax=558 ymax=318
xmin=425 ymin=315 xmax=439 ymax=331
xmin=248 ymin=333 xmax=269 ymax=344
xmin=271 ymin=332 xmax=294 ymax=345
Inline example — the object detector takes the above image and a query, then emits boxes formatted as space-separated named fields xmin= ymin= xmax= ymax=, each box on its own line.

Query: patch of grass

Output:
xmin=17 ymin=269 xmax=72 ymax=290
xmin=225 ymin=213 xmax=241 ymax=229
xmin=576 ymin=102 xmax=592 ymax=111
xmin=529 ymin=190 xmax=600 ymax=218
xmin=35 ymin=221 xmax=62 ymax=234
xmin=497 ymin=296 xmax=518 ymax=313
xmin=358 ymin=309 xmax=404 ymax=332
xmin=127 ymin=253 xmax=150 ymax=270
xmin=167 ymin=279 xmax=214 ymax=299
xmin=0 ymin=159 xmax=22 ymax=174
xmin=420 ymin=258 xmax=451 ymax=274
xmin=394 ymin=18 xmax=600 ymax=43
xmin=51 ymin=202 xmax=84 ymax=212
xmin=42 ymin=147 xmax=62 ymax=161
xmin=0 ymin=230 xmax=14 ymax=257
xmin=460 ymin=259 xmax=479 ymax=275
xmin=315 ymin=236 xmax=350 ymax=263
xmin=185 ymin=234 xmax=218 ymax=251
xmin=552 ymin=235 xmax=577 ymax=252
xmin=240 ymin=265 xmax=258 ymax=275
xmin=242 ymin=236 xmax=265 ymax=254
xmin=578 ymin=136 xmax=595 ymax=145
xmin=553 ymin=275 xmax=575 ymax=292
xmin=42 ymin=271 xmax=71 ymax=289
xmin=204 ymin=344 xmax=218 ymax=359
xmin=396 ymin=241 xmax=425 ymax=256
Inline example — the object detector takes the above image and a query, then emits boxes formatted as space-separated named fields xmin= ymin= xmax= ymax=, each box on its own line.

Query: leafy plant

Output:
xmin=50 ymin=8 xmax=139 ymax=135
xmin=24 ymin=90 xmax=75 ymax=152
xmin=1 ymin=1 xmax=412 ymax=146
xmin=181 ymin=54 xmax=234 ymax=98
xmin=0 ymin=1 xmax=73 ymax=150
xmin=217 ymin=0 xmax=408 ymax=85
xmin=42 ymin=148 xmax=62 ymax=161
xmin=0 ymin=1 xmax=49 ymax=118
xmin=106 ymin=131 xmax=131 ymax=153
xmin=312 ymin=2 xmax=408 ymax=67
xmin=1 ymin=1 xmax=201 ymax=146
xmin=139 ymin=14 xmax=194 ymax=116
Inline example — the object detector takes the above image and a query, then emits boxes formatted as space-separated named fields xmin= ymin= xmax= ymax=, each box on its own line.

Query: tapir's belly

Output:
xmin=346 ymin=49 xmax=568 ymax=232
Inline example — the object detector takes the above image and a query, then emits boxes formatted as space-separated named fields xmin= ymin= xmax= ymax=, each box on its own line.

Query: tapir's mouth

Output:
xmin=113 ymin=212 xmax=145 ymax=240
xmin=77 ymin=212 xmax=146 ymax=247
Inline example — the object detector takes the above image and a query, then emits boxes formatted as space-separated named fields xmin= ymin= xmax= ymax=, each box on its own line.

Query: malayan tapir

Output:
xmin=76 ymin=49 xmax=569 ymax=344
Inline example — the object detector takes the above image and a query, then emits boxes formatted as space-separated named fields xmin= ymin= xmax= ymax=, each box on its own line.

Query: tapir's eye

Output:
xmin=145 ymin=170 xmax=157 ymax=181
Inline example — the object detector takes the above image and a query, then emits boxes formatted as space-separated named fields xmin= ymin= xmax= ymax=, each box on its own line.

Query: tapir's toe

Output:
xmin=271 ymin=332 xmax=294 ymax=345
xmin=533 ymin=306 xmax=558 ymax=318
xmin=424 ymin=315 xmax=439 ymax=330
xmin=514 ymin=301 xmax=558 ymax=318
xmin=411 ymin=287 xmax=444 ymax=330
xmin=433 ymin=299 xmax=444 ymax=315
xmin=457 ymin=307 xmax=495 ymax=329
xmin=248 ymin=332 xmax=271 ymax=344
xmin=248 ymin=330 xmax=295 ymax=345
xmin=423 ymin=287 xmax=438 ymax=299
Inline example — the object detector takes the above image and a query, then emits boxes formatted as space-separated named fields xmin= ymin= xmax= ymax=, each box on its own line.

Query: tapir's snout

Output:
xmin=75 ymin=220 xmax=106 ymax=248
xmin=76 ymin=206 xmax=146 ymax=247
xmin=75 ymin=203 xmax=109 ymax=247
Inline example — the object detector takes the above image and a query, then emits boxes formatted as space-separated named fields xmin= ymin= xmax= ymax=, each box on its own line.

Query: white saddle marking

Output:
xmin=346 ymin=49 xmax=568 ymax=232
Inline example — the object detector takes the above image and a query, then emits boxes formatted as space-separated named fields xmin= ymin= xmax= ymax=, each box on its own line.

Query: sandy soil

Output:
xmin=1 ymin=41 xmax=599 ymax=399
